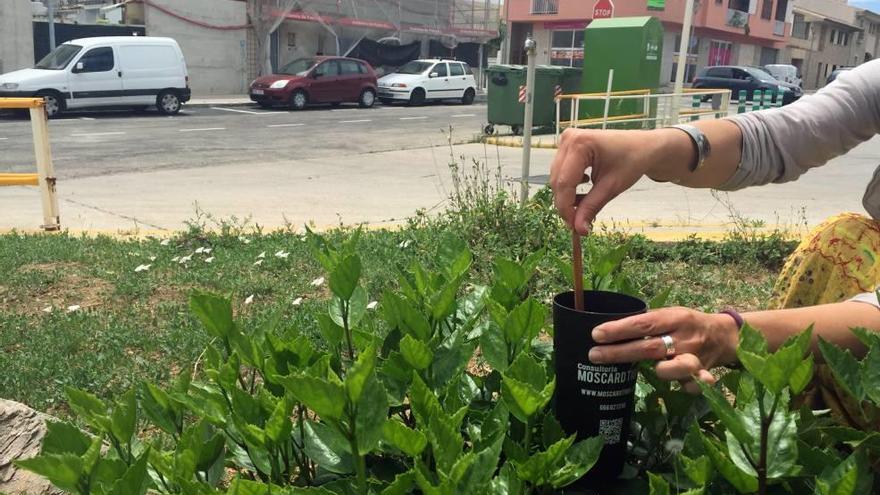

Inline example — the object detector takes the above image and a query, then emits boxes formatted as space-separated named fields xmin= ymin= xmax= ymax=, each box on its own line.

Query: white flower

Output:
xmin=310 ymin=277 xmax=325 ymax=287
xmin=244 ymin=294 xmax=254 ymax=305
xmin=238 ymin=236 xmax=251 ymax=244
xmin=664 ymin=439 xmax=684 ymax=455
xmin=204 ymin=248 xmax=212 ymax=254
xmin=195 ymin=247 xmax=206 ymax=254
xmin=292 ymin=297 xmax=303 ymax=306
xmin=204 ymin=257 xmax=214 ymax=263
xmin=149 ymin=256 xmax=157 ymax=262
xmin=257 ymin=251 xmax=266 ymax=259
xmin=178 ymin=254 xmax=193 ymax=264
xmin=134 ymin=264 xmax=151 ymax=272
xmin=42 ymin=306 xmax=53 ymax=313
xmin=367 ymin=301 xmax=378 ymax=310
xmin=67 ymin=305 xmax=81 ymax=313
xmin=171 ymin=256 xmax=180 ymax=262
xmin=160 ymin=239 xmax=170 ymax=246
xmin=398 ymin=239 xmax=412 ymax=249
xmin=275 ymin=250 xmax=289 ymax=259
xmin=253 ymin=259 xmax=263 ymax=266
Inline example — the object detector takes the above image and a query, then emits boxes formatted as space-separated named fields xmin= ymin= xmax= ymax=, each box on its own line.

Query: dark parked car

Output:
xmin=826 ymin=67 xmax=852 ymax=85
xmin=692 ymin=65 xmax=803 ymax=104
xmin=249 ymin=56 xmax=378 ymax=110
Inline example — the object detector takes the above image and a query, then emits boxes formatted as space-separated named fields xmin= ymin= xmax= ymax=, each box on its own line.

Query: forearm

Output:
xmin=641 ymin=119 xmax=743 ymax=188
xmin=742 ymin=302 xmax=880 ymax=359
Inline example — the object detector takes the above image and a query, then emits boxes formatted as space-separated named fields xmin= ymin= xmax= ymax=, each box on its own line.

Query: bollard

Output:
xmin=752 ymin=90 xmax=762 ymax=111
xmin=772 ymin=91 xmax=783 ymax=108
xmin=691 ymin=95 xmax=700 ymax=122
xmin=762 ymin=90 xmax=772 ymax=110
xmin=738 ymin=90 xmax=747 ymax=113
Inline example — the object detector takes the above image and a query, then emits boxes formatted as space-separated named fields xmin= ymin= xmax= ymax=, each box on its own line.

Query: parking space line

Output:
xmin=339 ymin=119 xmax=371 ymax=123
xmin=0 ymin=137 xmax=7 ymax=141
xmin=399 ymin=116 xmax=428 ymax=120
xmin=179 ymin=127 xmax=226 ymax=132
xmin=211 ymin=107 xmax=261 ymax=115
xmin=452 ymin=114 xmax=476 ymax=117
xmin=267 ymin=123 xmax=305 ymax=128
xmin=79 ymin=117 xmax=96 ymax=121
xmin=70 ymin=131 xmax=126 ymax=137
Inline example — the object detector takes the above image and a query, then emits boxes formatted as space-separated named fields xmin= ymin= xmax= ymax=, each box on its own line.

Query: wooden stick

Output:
xmin=572 ymin=233 xmax=584 ymax=311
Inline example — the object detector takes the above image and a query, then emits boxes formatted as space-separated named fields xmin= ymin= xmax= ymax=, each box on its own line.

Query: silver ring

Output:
xmin=660 ymin=334 xmax=675 ymax=358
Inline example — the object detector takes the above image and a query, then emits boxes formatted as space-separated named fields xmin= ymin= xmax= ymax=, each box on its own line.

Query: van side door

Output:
xmin=67 ymin=46 xmax=124 ymax=109
xmin=119 ymin=44 xmax=185 ymax=106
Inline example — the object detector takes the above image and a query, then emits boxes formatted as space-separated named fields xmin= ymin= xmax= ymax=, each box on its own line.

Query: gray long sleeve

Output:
xmin=723 ymin=59 xmax=880 ymax=208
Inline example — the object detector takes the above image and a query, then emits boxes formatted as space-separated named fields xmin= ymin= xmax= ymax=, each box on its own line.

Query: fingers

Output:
xmin=588 ymin=334 xmax=671 ymax=364
xmin=550 ymin=131 xmax=594 ymax=231
xmin=592 ymin=309 xmax=690 ymax=344
xmin=655 ymin=354 xmax=703 ymax=381
xmin=680 ymin=369 xmax=717 ymax=395
xmin=573 ymin=180 xmax=615 ymax=235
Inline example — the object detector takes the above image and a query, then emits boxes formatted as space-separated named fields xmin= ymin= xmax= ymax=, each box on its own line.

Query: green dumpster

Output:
xmin=558 ymin=66 xmax=583 ymax=125
xmin=579 ymin=16 xmax=663 ymax=128
xmin=485 ymin=64 xmax=566 ymax=135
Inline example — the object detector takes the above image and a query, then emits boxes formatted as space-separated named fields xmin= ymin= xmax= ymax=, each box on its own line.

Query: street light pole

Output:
xmin=520 ymin=36 xmax=537 ymax=205
xmin=47 ymin=0 xmax=56 ymax=51
xmin=671 ymin=0 xmax=696 ymax=123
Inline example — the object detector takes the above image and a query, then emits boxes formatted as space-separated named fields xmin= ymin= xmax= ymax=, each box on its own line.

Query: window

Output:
xmin=670 ymin=62 xmax=697 ymax=82
xmin=339 ymin=60 xmax=361 ymax=75
xmin=732 ymin=68 xmax=751 ymax=80
xmin=35 ymin=43 xmax=82 ymax=70
xmin=530 ymin=0 xmax=558 ymax=14
xmin=728 ymin=0 xmax=749 ymax=11
xmin=774 ymin=0 xmax=788 ymax=22
xmin=792 ymin=14 xmax=809 ymax=39
xmin=431 ymin=63 xmax=448 ymax=77
xmin=314 ymin=60 xmax=340 ymax=77
xmin=705 ymin=67 xmax=733 ymax=78
xmin=830 ymin=29 xmax=837 ymax=44
xmin=357 ymin=62 xmax=369 ymax=74
xmin=449 ymin=63 xmax=465 ymax=76
xmin=761 ymin=0 xmax=773 ymax=20
xmin=673 ymin=34 xmax=700 ymax=54
xmin=77 ymin=47 xmax=114 ymax=72
xmin=708 ymin=40 xmax=733 ymax=65
xmin=550 ymin=29 xmax=585 ymax=67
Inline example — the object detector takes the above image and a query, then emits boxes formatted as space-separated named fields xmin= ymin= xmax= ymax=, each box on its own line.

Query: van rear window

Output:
xmin=119 ymin=45 xmax=178 ymax=70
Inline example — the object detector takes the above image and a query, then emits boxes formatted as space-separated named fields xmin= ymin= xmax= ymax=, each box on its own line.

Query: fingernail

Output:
xmin=592 ymin=329 xmax=605 ymax=342
xmin=588 ymin=348 xmax=603 ymax=363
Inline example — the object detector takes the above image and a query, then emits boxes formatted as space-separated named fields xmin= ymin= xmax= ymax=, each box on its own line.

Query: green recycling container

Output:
xmin=579 ymin=16 xmax=663 ymax=128
xmin=486 ymin=64 xmax=567 ymax=134
xmin=558 ymin=66 xmax=583 ymax=124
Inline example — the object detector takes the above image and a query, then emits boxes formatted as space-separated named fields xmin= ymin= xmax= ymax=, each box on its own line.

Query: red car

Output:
xmin=249 ymin=56 xmax=378 ymax=110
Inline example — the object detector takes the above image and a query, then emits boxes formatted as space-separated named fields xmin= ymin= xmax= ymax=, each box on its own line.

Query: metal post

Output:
xmin=671 ymin=0 xmax=696 ymax=123
xmin=601 ymin=69 xmax=614 ymax=130
xmin=47 ymin=0 xmax=56 ymax=50
xmin=520 ymin=37 xmax=537 ymax=206
xmin=555 ymin=95 xmax=561 ymax=143
xmin=478 ymin=43 xmax=485 ymax=90
xmin=29 ymin=105 xmax=60 ymax=231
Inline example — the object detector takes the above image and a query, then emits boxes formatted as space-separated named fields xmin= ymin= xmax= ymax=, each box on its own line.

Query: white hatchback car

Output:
xmin=378 ymin=59 xmax=476 ymax=106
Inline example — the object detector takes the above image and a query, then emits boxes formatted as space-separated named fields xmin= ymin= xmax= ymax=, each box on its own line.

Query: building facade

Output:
xmin=0 ymin=0 xmax=35 ymax=74
xmin=787 ymin=5 xmax=860 ymax=89
xmin=502 ymin=0 xmax=792 ymax=88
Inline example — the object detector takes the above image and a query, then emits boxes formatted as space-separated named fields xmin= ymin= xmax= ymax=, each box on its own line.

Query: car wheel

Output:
xmin=461 ymin=88 xmax=475 ymax=105
xmin=483 ymin=124 xmax=495 ymax=135
xmin=36 ymin=91 xmax=64 ymax=118
xmin=290 ymin=90 xmax=307 ymax=110
xmin=359 ymin=89 xmax=376 ymax=108
xmin=409 ymin=88 xmax=426 ymax=106
xmin=156 ymin=90 xmax=181 ymax=115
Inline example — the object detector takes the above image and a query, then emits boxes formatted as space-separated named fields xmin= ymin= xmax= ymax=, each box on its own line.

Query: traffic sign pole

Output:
xmin=672 ymin=0 xmax=696 ymax=124
xmin=520 ymin=37 xmax=537 ymax=206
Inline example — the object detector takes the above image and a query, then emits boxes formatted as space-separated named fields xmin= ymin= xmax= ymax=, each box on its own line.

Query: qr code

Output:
xmin=599 ymin=418 xmax=623 ymax=444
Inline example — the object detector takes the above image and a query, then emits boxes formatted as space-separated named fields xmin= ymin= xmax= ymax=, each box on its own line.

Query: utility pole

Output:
xmin=520 ymin=36 xmax=536 ymax=205
xmin=671 ymin=0 xmax=696 ymax=123
xmin=47 ymin=0 xmax=56 ymax=51
xmin=501 ymin=0 xmax=511 ymax=63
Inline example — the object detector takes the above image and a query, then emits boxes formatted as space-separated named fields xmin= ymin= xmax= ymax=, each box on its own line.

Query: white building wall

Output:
xmin=277 ymin=21 xmax=330 ymax=68
xmin=0 ymin=0 xmax=35 ymax=74
xmin=144 ymin=0 xmax=248 ymax=95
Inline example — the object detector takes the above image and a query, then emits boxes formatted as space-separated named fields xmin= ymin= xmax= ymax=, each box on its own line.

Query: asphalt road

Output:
xmin=0 ymin=102 xmax=486 ymax=179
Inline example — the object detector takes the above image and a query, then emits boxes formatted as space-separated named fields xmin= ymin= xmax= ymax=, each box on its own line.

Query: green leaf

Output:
xmin=107 ymin=449 xmax=151 ymax=495
xmin=110 ymin=389 xmax=137 ymax=448
xmin=316 ymin=314 xmax=345 ymax=348
xmin=726 ymin=390 xmax=799 ymax=480
xmin=512 ymin=435 xmax=574 ymax=485
xmin=81 ymin=434 xmax=103 ymax=476
xmin=541 ymin=412 xmax=565 ymax=448
xmin=549 ymin=435 xmax=604 ymax=488
xmin=681 ymin=454 xmax=713 ymax=485
xmin=354 ymin=372 xmax=389 ymax=454
xmin=505 ymin=352 xmax=546 ymax=390
xmin=302 ymin=421 xmax=354 ymax=474
xmin=861 ymin=345 xmax=880 ymax=404
xmin=189 ymin=292 xmax=234 ymax=340
xmin=501 ymin=374 xmax=554 ymax=423
xmin=65 ymin=387 xmax=107 ymax=424
xmin=438 ymin=234 xmax=472 ymax=279
xmin=15 ymin=454 xmax=83 ymax=493
xmin=818 ymin=338 xmax=864 ymax=401
xmin=382 ymin=419 xmax=427 ymax=457
xmin=815 ymin=451 xmax=871 ymax=495
xmin=452 ymin=436 xmax=503 ymax=490
xmin=139 ymin=382 xmax=180 ymax=436
xmin=41 ymin=421 xmax=91 ymax=456
xmin=431 ymin=332 xmax=476 ymax=387
xmin=431 ymin=274 xmax=463 ymax=322
xmin=265 ymin=399 xmax=293 ymax=445
xmin=479 ymin=323 xmax=508 ymax=372
xmin=790 ymin=358 xmax=815 ymax=395
xmin=475 ymin=401 xmax=508 ymax=451
xmin=850 ymin=327 xmax=880 ymax=348
xmin=381 ymin=471 xmax=417 ymax=495
xmin=400 ymin=334 xmax=433 ymax=370
xmin=329 ymin=254 xmax=362 ymax=301
xmin=648 ymin=472 xmax=670 ymax=495
xmin=275 ymin=373 xmax=345 ymax=421
xmin=648 ymin=287 xmax=672 ymax=309
xmin=701 ymin=436 xmax=758 ymax=494
xmin=696 ymin=381 xmax=752 ymax=446
xmin=494 ymin=257 xmax=527 ymax=291
xmin=502 ymin=299 xmax=546 ymax=344
xmin=798 ymin=440 xmax=841 ymax=475
xmin=490 ymin=462 xmax=523 ymax=495
xmin=738 ymin=323 xmax=768 ymax=356
xmin=346 ymin=345 xmax=377 ymax=404
xmin=398 ymin=299 xmax=432 ymax=341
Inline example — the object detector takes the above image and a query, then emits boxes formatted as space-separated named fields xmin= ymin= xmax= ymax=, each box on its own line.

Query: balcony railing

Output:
xmin=726 ymin=8 xmax=749 ymax=28
xmin=773 ymin=20 xmax=785 ymax=36
xmin=531 ymin=0 xmax=559 ymax=15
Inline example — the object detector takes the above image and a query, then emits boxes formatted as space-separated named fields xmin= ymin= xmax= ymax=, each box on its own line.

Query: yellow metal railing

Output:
xmin=0 ymin=98 xmax=61 ymax=231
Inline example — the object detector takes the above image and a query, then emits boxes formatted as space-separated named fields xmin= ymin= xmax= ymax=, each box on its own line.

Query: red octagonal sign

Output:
xmin=593 ymin=0 xmax=614 ymax=19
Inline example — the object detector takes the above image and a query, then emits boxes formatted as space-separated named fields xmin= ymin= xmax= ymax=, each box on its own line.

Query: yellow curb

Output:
xmin=485 ymin=136 xmax=558 ymax=149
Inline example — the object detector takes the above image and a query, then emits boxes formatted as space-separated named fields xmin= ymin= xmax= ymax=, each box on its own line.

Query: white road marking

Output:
xmin=179 ymin=127 xmax=226 ymax=132
xmin=70 ymin=131 xmax=126 ymax=137
xmin=211 ymin=106 xmax=261 ymax=115
xmin=79 ymin=117 xmax=95 ymax=121
xmin=267 ymin=123 xmax=305 ymax=128
xmin=399 ymin=116 xmax=428 ymax=120
xmin=452 ymin=114 xmax=476 ymax=117
xmin=0 ymin=137 xmax=7 ymax=141
xmin=339 ymin=119 xmax=371 ymax=123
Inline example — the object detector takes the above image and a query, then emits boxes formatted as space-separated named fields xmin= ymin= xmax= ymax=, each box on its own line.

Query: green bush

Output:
xmin=17 ymin=232 xmax=879 ymax=495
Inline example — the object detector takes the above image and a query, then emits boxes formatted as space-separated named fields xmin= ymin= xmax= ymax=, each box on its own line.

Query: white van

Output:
xmin=763 ymin=64 xmax=802 ymax=88
xmin=0 ymin=36 xmax=190 ymax=117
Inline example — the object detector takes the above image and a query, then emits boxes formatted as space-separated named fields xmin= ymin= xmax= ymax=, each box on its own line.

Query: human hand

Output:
xmin=549 ymin=128 xmax=657 ymax=235
xmin=587 ymin=307 xmax=740 ymax=394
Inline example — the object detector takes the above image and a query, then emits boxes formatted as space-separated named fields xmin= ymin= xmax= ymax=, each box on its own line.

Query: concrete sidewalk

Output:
xmin=1 ymin=138 xmax=876 ymax=238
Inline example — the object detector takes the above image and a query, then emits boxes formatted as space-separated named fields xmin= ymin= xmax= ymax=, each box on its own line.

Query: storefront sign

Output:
xmin=544 ymin=20 xmax=588 ymax=30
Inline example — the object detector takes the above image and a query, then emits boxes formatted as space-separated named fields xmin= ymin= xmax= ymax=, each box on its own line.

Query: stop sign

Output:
xmin=593 ymin=0 xmax=614 ymax=19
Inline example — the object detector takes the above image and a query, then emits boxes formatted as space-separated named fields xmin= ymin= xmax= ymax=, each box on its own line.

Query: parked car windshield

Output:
xmin=395 ymin=61 xmax=433 ymax=75
xmin=278 ymin=58 xmax=318 ymax=76
xmin=35 ymin=44 xmax=82 ymax=70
